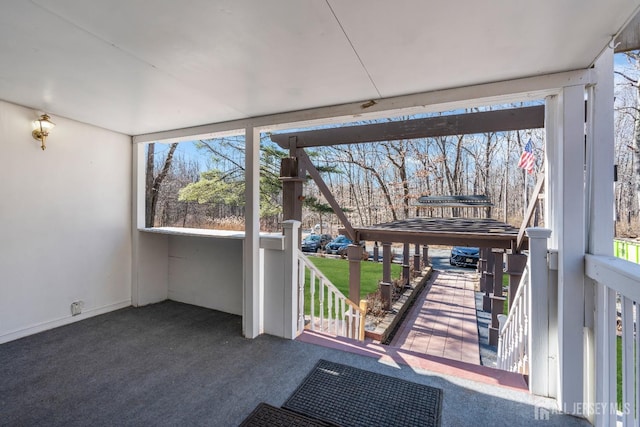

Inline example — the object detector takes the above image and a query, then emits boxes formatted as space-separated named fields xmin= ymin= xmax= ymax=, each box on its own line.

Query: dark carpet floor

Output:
xmin=0 ymin=301 xmax=590 ymax=427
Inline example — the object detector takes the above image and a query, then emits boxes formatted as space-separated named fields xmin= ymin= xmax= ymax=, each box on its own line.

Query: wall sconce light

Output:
xmin=32 ymin=114 xmax=55 ymax=150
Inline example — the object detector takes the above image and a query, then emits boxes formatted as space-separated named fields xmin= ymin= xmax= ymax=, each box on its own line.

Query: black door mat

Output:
xmin=239 ymin=403 xmax=337 ymax=427
xmin=283 ymin=359 xmax=443 ymax=427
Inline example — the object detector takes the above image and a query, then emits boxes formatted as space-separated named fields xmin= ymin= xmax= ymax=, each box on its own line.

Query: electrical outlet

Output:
xmin=70 ymin=301 xmax=84 ymax=316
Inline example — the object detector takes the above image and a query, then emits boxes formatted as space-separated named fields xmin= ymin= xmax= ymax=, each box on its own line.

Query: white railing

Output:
xmin=297 ymin=251 xmax=365 ymax=341
xmin=586 ymin=254 xmax=640 ymax=426
xmin=497 ymin=266 xmax=529 ymax=374
xmin=496 ymin=228 xmax=553 ymax=398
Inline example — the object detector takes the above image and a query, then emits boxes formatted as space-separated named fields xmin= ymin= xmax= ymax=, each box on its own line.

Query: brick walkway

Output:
xmin=390 ymin=270 xmax=480 ymax=365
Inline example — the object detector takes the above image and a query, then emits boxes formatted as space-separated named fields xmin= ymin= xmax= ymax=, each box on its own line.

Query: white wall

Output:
xmin=263 ymin=247 xmax=286 ymax=336
xmin=167 ymin=235 xmax=243 ymax=315
xmin=134 ymin=231 xmax=245 ymax=315
xmin=0 ymin=100 xmax=132 ymax=343
xmin=134 ymin=229 xmax=292 ymax=331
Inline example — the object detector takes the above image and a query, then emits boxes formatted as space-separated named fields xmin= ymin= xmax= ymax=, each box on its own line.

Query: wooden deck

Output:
xmin=296 ymin=267 xmax=520 ymax=390
xmin=390 ymin=270 xmax=480 ymax=365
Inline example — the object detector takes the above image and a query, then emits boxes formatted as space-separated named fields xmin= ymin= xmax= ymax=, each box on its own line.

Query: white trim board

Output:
xmin=0 ymin=300 xmax=131 ymax=345
xmin=133 ymin=69 xmax=594 ymax=144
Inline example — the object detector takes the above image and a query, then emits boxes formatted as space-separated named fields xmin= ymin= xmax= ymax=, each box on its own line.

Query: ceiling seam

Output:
xmin=325 ymin=0 xmax=382 ymax=99
xmin=30 ymin=1 xmax=159 ymax=70
xmin=28 ymin=0 xmax=251 ymax=119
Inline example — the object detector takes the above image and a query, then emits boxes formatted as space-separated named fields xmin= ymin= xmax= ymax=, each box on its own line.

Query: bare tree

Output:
xmin=616 ymin=53 xmax=640 ymax=223
xmin=145 ymin=142 xmax=178 ymax=227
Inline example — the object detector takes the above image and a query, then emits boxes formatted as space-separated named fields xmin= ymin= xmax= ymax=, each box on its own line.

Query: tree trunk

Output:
xmin=145 ymin=142 xmax=179 ymax=227
xmin=633 ymin=80 xmax=640 ymax=219
xmin=145 ymin=144 xmax=155 ymax=227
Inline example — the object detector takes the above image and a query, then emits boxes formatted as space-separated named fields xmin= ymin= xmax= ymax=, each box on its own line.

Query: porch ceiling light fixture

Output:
xmin=32 ymin=114 xmax=55 ymax=150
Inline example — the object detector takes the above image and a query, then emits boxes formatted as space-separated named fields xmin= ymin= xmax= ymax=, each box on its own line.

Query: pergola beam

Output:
xmin=345 ymin=229 xmax=515 ymax=249
xmin=270 ymin=105 xmax=544 ymax=149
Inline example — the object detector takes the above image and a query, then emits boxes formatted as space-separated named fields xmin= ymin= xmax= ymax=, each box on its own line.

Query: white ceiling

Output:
xmin=0 ymin=0 xmax=638 ymax=136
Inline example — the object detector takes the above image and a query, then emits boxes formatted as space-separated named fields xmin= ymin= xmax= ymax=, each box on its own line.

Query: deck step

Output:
xmin=297 ymin=330 xmax=529 ymax=392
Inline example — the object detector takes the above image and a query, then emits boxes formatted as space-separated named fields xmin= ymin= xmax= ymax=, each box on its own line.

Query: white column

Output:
xmin=555 ymin=84 xmax=587 ymax=414
xmin=282 ymin=220 xmax=300 ymax=339
xmin=526 ymin=227 xmax=551 ymax=396
xmin=131 ymin=142 xmax=145 ymax=306
xmin=243 ymin=127 xmax=261 ymax=338
xmin=544 ymin=95 xmax=560 ymax=399
xmin=588 ymin=47 xmax=617 ymax=427
xmin=544 ymin=96 xmax=559 ymax=250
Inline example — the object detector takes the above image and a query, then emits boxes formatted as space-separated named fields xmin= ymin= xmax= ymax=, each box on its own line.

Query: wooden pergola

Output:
xmin=345 ymin=217 xmax=526 ymax=345
xmin=271 ymin=104 xmax=545 ymax=246
xmin=414 ymin=194 xmax=493 ymax=218
xmin=352 ymin=217 xmax=517 ymax=248
xmin=272 ymin=105 xmax=542 ymax=346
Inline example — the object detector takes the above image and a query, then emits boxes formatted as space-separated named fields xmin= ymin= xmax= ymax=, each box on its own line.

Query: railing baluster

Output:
xmin=333 ymin=291 xmax=340 ymax=335
xmin=340 ymin=299 xmax=345 ymax=337
xmin=310 ymin=270 xmax=316 ymax=331
xmin=295 ymin=251 xmax=365 ymax=341
xmin=319 ymin=278 xmax=325 ymax=333
xmin=298 ymin=260 xmax=305 ymax=333
xmin=498 ymin=267 xmax=530 ymax=375
xmin=327 ymin=288 xmax=333 ymax=334
xmin=345 ymin=306 xmax=351 ymax=339
xmin=622 ymin=295 xmax=634 ymax=426
xmin=353 ymin=307 xmax=358 ymax=339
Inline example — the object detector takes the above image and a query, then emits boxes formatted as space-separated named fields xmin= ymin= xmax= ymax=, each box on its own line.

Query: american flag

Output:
xmin=517 ymin=139 xmax=535 ymax=174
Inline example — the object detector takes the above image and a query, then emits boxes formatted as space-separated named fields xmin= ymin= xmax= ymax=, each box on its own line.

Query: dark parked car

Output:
xmin=301 ymin=234 xmax=332 ymax=252
xmin=325 ymin=235 xmax=367 ymax=257
xmin=449 ymin=246 xmax=480 ymax=268
xmin=325 ymin=235 xmax=353 ymax=254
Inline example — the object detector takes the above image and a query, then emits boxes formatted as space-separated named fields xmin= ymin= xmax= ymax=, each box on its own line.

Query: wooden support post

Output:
xmin=493 ymin=250 xmax=504 ymax=298
xmin=413 ymin=244 xmax=421 ymax=277
xmin=359 ymin=300 xmax=368 ymax=341
xmin=422 ymin=245 xmax=429 ymax=268
xmin=478 ymin=248 xmax=488 ymax=286
xmin=381 ymin=242 xmax=392 ymax=310
xmin=382 ymin=242 xmax=392 ymax=283
xmin=489 ymin=250 xmax=504 ymax=345
xmin=280 ymin=157 xmax=304 ymax=223
xmin=347 ymin=244 xmax=361 ymax=304
xmin=506 ymin=253 xmax=528 ymax=308
xmin=482 ymin=249 xmax=494 ymax=312
xmin=402 ymin=243 xmax=410 ymax=286
xmin=380 ymin=282 xmax=391 ymax=311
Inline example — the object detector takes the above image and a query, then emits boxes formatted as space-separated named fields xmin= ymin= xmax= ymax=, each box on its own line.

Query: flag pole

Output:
xmin=523 ymin=168 xmax=528 ymax=219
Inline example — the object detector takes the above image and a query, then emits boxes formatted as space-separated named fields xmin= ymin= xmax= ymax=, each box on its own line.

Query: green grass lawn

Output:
xmin=303 ymin=256 xmax=401 ymax=317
